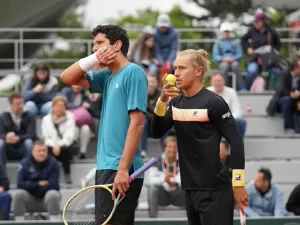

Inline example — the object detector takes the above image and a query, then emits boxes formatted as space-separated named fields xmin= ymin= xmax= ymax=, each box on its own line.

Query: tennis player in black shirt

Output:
xmin=151 ymin=49 xmax=248 ymax=225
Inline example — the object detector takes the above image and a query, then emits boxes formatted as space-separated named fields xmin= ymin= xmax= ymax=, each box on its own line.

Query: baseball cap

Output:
xmin=255 ymin=13 xmax=267 ymax=22
xmin=220 ymin=22 xmax=233 ymax=32
xmin=157 ymin=14 xmax=170 ymax=27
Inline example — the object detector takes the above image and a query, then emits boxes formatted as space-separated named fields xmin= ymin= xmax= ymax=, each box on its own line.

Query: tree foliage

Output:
xmin=187 ymin=0 xmax=252 ymax=19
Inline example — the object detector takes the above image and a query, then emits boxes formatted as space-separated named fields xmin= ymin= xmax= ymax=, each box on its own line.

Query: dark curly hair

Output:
xmin=92 ymin=25 xmax=129 ymax=56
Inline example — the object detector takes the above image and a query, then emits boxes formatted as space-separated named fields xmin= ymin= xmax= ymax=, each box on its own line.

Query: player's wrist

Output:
xmin=79 ymin=53 xmax=100 ymax=72
xmin=154 ymin=98 xmax=167 ymax=117
xmin=232 ymin=169 xmax=245 ymax=187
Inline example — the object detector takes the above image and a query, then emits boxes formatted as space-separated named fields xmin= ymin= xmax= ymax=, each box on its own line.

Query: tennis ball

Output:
xmin=165 ymin=74 xmax=176 ymax=85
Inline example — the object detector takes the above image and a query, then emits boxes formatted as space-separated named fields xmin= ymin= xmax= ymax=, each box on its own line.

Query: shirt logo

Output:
xmin=222 ymin=111 xmax=231 ymax=119
xmin=115 ymin=84 xmax=119 ymax=88
xmin=193 ymin=111 xmax=198 ymax=116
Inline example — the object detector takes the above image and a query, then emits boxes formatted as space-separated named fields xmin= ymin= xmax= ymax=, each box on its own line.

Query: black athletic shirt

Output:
xmin=151 ymin=88 xmax=245 ymax=190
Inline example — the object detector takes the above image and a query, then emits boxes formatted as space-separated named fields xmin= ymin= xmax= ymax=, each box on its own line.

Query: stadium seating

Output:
xmin=4 ymin=92 xmax=300 ymax=218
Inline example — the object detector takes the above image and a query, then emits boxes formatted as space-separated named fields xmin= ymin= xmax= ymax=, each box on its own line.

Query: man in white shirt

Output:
xmin=208 ymin=72 xmax=247 ymax=137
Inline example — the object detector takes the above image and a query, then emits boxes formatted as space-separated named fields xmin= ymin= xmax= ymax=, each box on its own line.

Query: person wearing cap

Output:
xmin=213 ymin=22 xmax=243 ymax=90
xmin=241 ymin=12 xmax=281 ymax=90
xmin=153 ymin=14 xmax=179 ymax=74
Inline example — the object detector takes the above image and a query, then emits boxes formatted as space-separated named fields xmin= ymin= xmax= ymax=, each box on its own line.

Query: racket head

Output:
xmin=63 ymin=184 xmax=119 ymax=225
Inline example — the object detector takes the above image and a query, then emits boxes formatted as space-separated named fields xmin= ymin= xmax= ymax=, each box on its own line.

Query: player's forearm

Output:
xmin=151 ymin=99 xmax=173 ymax=138
xmin=60 ymin=53 xmax=103 ymax=86
xmin=119 ymin=122 xmax=144 ymax=171
xmin=223 ymin=124 xmax=245 ymax=169
xmin=221 ymin=123 xmax=245 ymax=187
xmin=60 ymin=62 xmax=86 ymax=86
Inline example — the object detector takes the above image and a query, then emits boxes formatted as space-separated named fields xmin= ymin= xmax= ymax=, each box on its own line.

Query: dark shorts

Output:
xmin=185 ymin=187 xmax=234 ymax=225
xmin=95 ymin=169 xmax=143 ymax=225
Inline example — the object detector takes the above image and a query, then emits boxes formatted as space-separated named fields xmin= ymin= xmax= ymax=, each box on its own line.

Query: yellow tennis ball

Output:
xmin=165 ymin=74 xmax=176 ymax=84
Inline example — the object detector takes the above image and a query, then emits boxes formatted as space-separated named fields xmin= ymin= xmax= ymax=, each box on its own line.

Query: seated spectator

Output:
xmin=0 ymin=165 xmax=11 ymax=220
xmin=286 ymin=184 xmax=300 ymax=215
xmin=153 ymin=14 xmax=178 ymax=80
xmin=61 ymin=85 xmax=92 ymax=159
xmin=147 ymin=136 xmax=184 ymax=218
xmin=128 ymin=33 xmax=158 ymax=74
xmin=208 ymin=73 xmax=247 ymax=137
xmin=213 ymin=22 xmax=243 ymax=90
xmin=245 ymin=167 xmax=286 ymax=217
xmin=241 ymin=12 xmax=281 ymax=90
xmin=266 ymin=58 xmax=300 ymax=133
xmin=13 ymin=140 xmax=60 ymax=221
xmin=0 ymin=93 xmax=36 ymax=167
xmin=22 ymin=64 xmax=59 ymax=116
xmin=41 ymin=96 xmax=77 ymax=184
xmin=141 ymin=75 xmax=161 ymax=157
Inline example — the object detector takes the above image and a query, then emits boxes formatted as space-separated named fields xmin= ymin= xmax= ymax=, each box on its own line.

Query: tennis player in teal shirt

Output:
xmin=60 ymin=25 xmax=148 ymax=225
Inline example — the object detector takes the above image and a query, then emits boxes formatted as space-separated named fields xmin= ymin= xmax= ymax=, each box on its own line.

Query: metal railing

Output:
xmin=1 ymin=27 xmax=300 ymax=70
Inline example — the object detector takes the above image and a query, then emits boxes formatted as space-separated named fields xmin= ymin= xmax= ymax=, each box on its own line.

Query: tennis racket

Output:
xmin=240 ymin=210 xmax=246 ymax=225
xmin=63 ymin=157 xmax=157 ymax=225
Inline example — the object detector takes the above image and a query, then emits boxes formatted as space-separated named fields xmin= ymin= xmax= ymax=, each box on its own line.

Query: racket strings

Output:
xmin=64 ymin=187 xmax=114 ymax=225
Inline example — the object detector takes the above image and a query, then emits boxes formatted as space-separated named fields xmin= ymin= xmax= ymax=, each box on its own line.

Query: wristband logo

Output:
xmin=235 ymin=174 xmax=242 ymax=181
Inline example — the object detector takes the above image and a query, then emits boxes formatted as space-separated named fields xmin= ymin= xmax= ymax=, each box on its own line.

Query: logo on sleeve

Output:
xmin=222 ymin=111 xmax=231 ymax=119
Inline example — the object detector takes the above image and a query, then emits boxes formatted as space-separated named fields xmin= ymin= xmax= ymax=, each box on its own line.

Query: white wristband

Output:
xmin=79 ymin=53 xmax=99 ymax=72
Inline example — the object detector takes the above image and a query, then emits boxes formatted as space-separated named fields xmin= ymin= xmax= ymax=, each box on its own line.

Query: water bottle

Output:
xmin=246 ymin=104 xmax=252 ymax=115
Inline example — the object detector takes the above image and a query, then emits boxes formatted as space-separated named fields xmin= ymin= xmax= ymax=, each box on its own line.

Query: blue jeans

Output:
xmin=0 ymin=192 xmax=11 ymax=220
xmin=141 ymin=119 xmax=149 ymax=151
xmin=279 ymin=96 xmax=293 ymax=129
xmin=245 ymin=62 xmax=280 ymax=90
xmin=0 ymin=139 xmax=32 ymax=166
xmin=24 ymin=101 xmax=52 ymax=116
xmin=235 ymin=118 xmax=247 ymax=138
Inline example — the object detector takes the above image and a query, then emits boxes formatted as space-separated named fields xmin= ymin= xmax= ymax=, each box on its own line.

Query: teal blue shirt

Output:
xmin=86 ymin=63 xmax=148 ymax=171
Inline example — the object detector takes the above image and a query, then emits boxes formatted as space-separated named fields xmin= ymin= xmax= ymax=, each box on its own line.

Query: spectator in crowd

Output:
xmin=141 ymin=75 xmax=161 ymax=157
xmin=128 ymin=33 xmax=158 ymax=74
xmin=245 ymin=167 xmax=286 ymax=217
xmin=266 ymin=58 xmax=300 ymax=133
xmin=61 ymin=85 xmax=92 ymax=159
xmin=153 ymin=13 xmax=179 ymax=75
xmin=208 ymin=73 xmax=247 ymax=137
xmin=41 ymin=96 xmax=77 ymax=184
xmin=213 ymin=22 xmax=243 ymax=90
xmin=241 ymin=12 xmax=281 ymax=90
xmin=22 ymin=64 xmax=59 ymax=116
xmin=13 ymin=140 xmax=60 ymax=221
xmin=0 ymin=165 xmax=11 ymax=220
xmin=286 ymin=184 xmax=300 ymax=215
xmin=147 ymin=136 xmax=184 ymax=218
xmin=0 ymin=93 xmax=36 ymax=167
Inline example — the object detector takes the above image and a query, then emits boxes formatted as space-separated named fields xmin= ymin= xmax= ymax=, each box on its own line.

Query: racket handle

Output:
xmin=129 ymin=157 xmax=157 ymax=182
xmin=240 ymin=210 xmax=246 ymax=225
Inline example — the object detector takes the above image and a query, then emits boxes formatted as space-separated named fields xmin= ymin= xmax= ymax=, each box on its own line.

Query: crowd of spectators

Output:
xmin=1 ymin=10 xmax=300 ymax=221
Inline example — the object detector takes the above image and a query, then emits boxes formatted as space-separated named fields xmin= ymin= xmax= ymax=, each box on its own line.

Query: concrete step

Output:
xmin=245 ymin=116 xmax=300 ymax=137
xmin=245 ymin=160 xmax=300 ymax=184
xmin=239 ymin=93 xmax=272 ymax=116
xmin=244 ymin=138 xmax=300 ymax=160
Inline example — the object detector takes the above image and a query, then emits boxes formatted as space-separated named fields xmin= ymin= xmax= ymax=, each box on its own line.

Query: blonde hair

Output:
xmin=177 ymin=49 xmax=211 ymax=82
xmin=163 ymin=136 xmax=177 ymax=148
xmin=52 ymin=95 xmax=67 ymax=106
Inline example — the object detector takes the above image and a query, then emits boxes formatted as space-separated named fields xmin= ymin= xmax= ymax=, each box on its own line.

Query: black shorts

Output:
xmin=185 ymin=187 xmax=234 ymax=225
xmin=95 ymin=169 xmax=143 ymax=225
